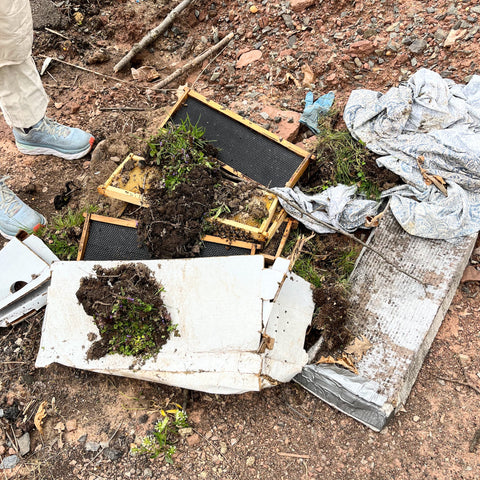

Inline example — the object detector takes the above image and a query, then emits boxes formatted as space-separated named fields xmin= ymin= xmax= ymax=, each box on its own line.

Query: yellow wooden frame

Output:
xmin=97 ymin=88 xmax=312 ymax=241
xmin=77 ymin=213 xmax=260 ymax=260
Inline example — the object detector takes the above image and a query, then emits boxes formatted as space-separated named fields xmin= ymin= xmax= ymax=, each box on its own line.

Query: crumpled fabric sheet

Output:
xmin=271 ymin=184 xmax=381 ymax=234
xmin=343 ymin=68 xmax=480 ymax=239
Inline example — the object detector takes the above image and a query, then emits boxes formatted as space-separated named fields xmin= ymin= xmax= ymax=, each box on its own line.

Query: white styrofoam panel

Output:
xmin=295 ymin=207 xmax=476 ymax=430
xmin=36 ymin=255 xmax=313 ymax=394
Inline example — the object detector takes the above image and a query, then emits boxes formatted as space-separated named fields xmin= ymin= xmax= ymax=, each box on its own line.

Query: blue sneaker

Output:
xmin=0 ymin=178 xmax=46 ymax=239
xmin=13 ymin=117 xmax=95 ymax=160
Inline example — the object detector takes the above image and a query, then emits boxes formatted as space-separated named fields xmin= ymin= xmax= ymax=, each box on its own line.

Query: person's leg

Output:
xmin=0 ymin=0 xmax=94 ymax=160
xmin=0 ymin=57 xmax=48 ymax=128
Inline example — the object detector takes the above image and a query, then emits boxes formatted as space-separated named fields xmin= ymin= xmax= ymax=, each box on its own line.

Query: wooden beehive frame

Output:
xmin=97 ymin=88 xmax=311 ymax=241
xmin=77 ymin=213 xmax=260 ymax=261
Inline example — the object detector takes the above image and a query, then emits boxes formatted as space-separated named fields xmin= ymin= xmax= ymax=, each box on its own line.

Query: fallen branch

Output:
xmin=113 ymin=0 xmax=194 ymax=73
xmin=259 ymin=185 xmax=427 ymax=287
xmin=152 ymin=32 xmax=234 ymax=90
xmin=38 ymin=55 xmax=137 ymax=87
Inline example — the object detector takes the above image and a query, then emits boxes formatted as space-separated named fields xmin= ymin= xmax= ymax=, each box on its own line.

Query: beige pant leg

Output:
xmin=0 ymin=57 xmax=48 ymax=128
xmin=0 ymin=0 xmax=49 ymax=128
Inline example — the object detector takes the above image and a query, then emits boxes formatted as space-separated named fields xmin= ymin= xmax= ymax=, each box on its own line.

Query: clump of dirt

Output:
xmin=295 ymin=233 xmax=361 ymax=357
xmin=137 ymin=164 xmax=223 ymax=258
xmin=311 ymin=285 xmax=353 ymax=354
xmin=76 ymin=263 xmax=174 ymax=360
xmin=298 ymin=125 xmax=401 ymax=196
xmin=212 ymin=180 xmax=269 ymax=224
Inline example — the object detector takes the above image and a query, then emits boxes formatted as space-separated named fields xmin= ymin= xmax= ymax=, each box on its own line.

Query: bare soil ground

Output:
xmin=1 ymin=0 xmax=480 ymax=478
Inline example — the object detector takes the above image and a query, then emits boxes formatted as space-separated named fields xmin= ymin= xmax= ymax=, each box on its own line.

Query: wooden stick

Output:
xmin=99 ymin=106 xmax=149 ymax=112
xmin=113 ymin=0 xmax=194 ymax=72
xmin=45 ymin=27 xmax=69 ymax=39
xmin=152 ymin=32 xmax=234 ymax=90
xmin=277 ymin=452 xmax=310 ymax=459
xmin=436 ymin=375 xmax=480 ymax=395
xmin=38 ymin=55 xmax=136 ymax=86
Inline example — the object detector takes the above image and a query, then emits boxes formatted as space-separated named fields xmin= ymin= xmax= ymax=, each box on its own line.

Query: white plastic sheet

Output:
xmin=344 ymin=68 xmax=480 ymax=239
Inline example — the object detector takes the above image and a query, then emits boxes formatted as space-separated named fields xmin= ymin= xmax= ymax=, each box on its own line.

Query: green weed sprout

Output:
xmin=131 ymin=406 xmax=189 ymax=463
xmin=36 ymin=205 xmax=98 ymax=260
xmin=146 ymin=116 xmax=217 ymax=191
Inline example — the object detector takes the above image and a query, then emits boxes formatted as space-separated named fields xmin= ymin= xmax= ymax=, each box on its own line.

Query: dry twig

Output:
xmin=38 ymin=55 xmax=137 ymax=87
xmin=436 ymin=375 xmax=480 ymax=395
xmin=152 ymin=32 xmax=234 ymax=90
xmin=113 ymin=0 xmax=194 ymax=72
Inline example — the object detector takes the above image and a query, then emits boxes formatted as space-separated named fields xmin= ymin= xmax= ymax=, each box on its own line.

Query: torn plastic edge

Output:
xmin=0 ymin=233 xmax=59 ymax=327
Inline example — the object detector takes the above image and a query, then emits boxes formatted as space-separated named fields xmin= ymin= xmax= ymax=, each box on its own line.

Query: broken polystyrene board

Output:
xmin=262 ymin=271 xmax=315 ymax=383
xmin=0 ymin=236 xmax=59 ymax=327
xmin=36 ymin=256 xmax=314 ymax=394
xmin=294 ymin=207 xmax=477 ymax=431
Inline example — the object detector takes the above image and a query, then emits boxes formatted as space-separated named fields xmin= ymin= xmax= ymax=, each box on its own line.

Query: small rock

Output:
xmin=103 ymin=448 xmax=123 ymax=461
xmin=282 ymin=14 xmax=294 ymax=30
xmin=434 ymin=29 xmax=448 ymax=42
xmin=348 ymin=39 xmax=375 ymax=55
xmin=413 ymin=415 xmax=420 ymax=422
xmin=236 ymin=50 xmax=262 ymax=68
xmin=85 ymin=441 xmax=100 ymax=452
xmin=186 ymin=433 xmax=201 ymax=446
xmin=444 ymin=29 xmax=467 ymax=47
xmin=0 ymin=455 xmax=18 ymax=469
xmin=65 ymin=419 xmax=77 ymax=432
xmin=0 ymin=409 xmax=3 ymax=418
xmin=246 ymin=456 xmax=255 ymax=466
xmin=17 ymin=432 xmax=30 ymax=457
xmin=408 ymin=38 xmax=428 ymax=54
xmin=143 ymin=467 xmax=153 ymax=478
xmin=290 ymin=0 xmax=316 ymax=12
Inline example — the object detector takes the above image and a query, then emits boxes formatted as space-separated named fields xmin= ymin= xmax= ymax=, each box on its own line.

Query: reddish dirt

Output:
xmin=1 ymin=0 xmax=480 ymax=479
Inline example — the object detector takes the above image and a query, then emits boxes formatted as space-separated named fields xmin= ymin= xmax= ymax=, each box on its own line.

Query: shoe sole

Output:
xmin=15 ymin=137 xmax=95 ymax=160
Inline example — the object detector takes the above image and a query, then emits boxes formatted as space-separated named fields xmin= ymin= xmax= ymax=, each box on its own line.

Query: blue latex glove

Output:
xmin=299 ymin=91 xmax=335 ymax=134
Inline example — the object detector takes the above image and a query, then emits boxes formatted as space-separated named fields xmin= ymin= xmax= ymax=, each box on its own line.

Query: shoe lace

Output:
xmin=36 ymin=117 xmax=70 ymax=139
xmin=0 ymin=177 xmax=21 ymax=217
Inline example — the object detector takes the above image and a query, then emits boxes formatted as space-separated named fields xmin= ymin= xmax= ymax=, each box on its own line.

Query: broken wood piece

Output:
xmin=113 ymin=0 xmax=194 ymax=73
xmin=275 ymin=218 xmax=295 ymax=258
xmin=34 ymin=401 xmax=48 ymax=434
xmin=152 ymin=32 xmax=234 ymax=90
